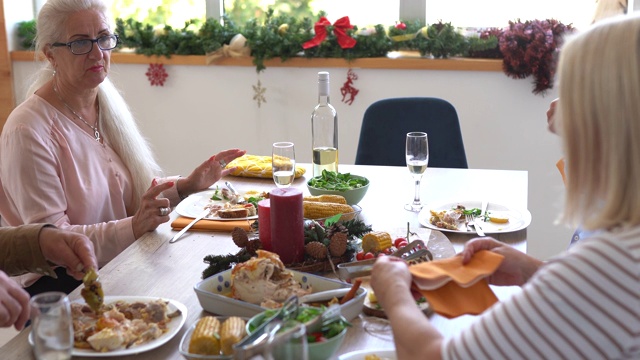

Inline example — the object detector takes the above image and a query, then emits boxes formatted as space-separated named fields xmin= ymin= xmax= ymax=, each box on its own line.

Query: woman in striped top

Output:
xmin=371 ymin=13 xmax=640 ymax=360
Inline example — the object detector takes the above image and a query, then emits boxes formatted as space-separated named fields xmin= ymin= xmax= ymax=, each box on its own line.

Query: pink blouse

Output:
xmin=0 ymin=94 xmax=180 ymax=286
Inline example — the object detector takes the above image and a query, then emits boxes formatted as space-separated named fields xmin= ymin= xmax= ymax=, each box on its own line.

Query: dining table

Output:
xmin=1 ymin=163 xmax=529 ymax=359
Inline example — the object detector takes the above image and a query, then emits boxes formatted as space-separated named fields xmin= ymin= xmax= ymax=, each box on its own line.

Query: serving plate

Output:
xmin=338 ymin=348 xmax=397 ymax=360
xmin=194 ymin=269 xmax=366 ymax=321
xmin=176 ymin=189 xmax=259 ymax=221
xmin=178 ymin=316 xmax=249 ymax=360
xmin=29 ymin=296 xmax=187 ymax=357
xmin=418 ymin=201 xmax=531 ymax=234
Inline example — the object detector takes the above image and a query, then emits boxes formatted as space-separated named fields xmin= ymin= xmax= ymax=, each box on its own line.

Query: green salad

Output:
xmin=307 ymin=170 xmax=368 ymax=191
xmin=251 ymin=306 xmax=350 ymax=343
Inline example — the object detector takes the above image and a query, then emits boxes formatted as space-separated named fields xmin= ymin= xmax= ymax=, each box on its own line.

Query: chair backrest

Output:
xmin=355 ymin=97 xmax=468 ymax=168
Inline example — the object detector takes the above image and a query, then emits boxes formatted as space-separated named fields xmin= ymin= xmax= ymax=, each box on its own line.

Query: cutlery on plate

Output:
xmin=472 ymin=200 xmax=488 ymax=236
xmin=169 ymin=208 xmax=210 ymax=243
xmin=225 ymin=181 xmax=246 ymax=204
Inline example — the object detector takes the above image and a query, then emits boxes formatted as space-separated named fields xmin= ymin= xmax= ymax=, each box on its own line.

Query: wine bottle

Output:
xmin=311 ymin=71 xmax=339 ymax=177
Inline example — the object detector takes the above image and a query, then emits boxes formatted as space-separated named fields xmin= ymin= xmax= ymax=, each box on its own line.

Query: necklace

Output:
xmin=53 ymin=85 xmax=101 ymax=142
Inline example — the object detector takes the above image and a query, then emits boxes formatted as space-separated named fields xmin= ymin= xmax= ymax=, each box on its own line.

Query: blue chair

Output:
xmin=355 ymin=97 xmax=468 ymax=168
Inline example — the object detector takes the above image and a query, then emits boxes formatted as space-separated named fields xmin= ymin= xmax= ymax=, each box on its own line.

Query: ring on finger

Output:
xmin=159 ymin=207 xmax=170 ymax=216
xmin=219 ymin=159 xmax=227 ymax=168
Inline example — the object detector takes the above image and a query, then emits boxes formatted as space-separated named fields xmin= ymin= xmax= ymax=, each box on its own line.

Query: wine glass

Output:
xmin=405 ymin=132 xmax=429 ymax=212
xmin=272 ymin=142 xmax=296 ymax=188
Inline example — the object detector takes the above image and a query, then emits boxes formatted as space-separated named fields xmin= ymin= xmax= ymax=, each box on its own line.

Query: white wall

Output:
xmin=11 ymin=60 xmax=574 ymax=260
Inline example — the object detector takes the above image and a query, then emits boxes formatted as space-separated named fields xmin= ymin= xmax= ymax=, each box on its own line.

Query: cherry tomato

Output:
xmin=394 ymin=237 xmax=407 ymax=248
xmin=356 ymin=251 xmax=365 ymax=261
xmin=397 ymin=240 xmax=408 ymax=248
xmin=364 ymin=252 xmax=375 ymax=260
xmin=395 ymin=22 xmax=407 ymax=30
xmin=383 ymin=247 xmax=393 ymax=255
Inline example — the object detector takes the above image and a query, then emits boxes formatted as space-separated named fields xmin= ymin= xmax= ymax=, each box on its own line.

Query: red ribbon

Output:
xmin=303 ymin=16 xmax=357 ymax=50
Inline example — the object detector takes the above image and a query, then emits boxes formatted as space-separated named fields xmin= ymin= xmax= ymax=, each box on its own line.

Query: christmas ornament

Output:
xmin=252 ymin=79 xmax=267 ymax=107
xmin=302 ymin=16 xmax=357 ymax=50
xmin=146 ymin=63 xmax=168 ymax=86
xmin=340 ymin=69 xmax=359 ymax=105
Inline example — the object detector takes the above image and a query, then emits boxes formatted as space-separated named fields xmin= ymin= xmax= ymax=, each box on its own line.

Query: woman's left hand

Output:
xmin=178 ymin=149 xmax=246 ymax=198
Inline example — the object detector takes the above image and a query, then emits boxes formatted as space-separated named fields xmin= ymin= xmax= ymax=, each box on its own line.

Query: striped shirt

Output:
xmin=443 ymin=226 xmax=640 ymax=360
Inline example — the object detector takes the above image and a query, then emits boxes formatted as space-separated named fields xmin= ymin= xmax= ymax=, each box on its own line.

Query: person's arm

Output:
xmin=371 ymin=256 xmax=443 ymax=360
xmin=175 ymin=149 xmax=246 ymax=202
xmin=0 ymin=271 xmax=30 ymax=330
xmin=0 ymin=224 xmax=55 ymax=277
xmin=38 ymin=226 xmax=98 ymax=280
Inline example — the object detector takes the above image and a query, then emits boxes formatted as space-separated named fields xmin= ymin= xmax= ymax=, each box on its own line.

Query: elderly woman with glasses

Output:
xmin=0 ymin=0 xmax=245 ymax=295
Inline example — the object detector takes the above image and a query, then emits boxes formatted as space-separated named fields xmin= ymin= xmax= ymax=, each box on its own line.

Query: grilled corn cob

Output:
xmin=303 ymin=194 xmax=348 ymax=204
xmin=220 ymin=316 xmax=247 ymax=355
xmin=188 ymin=316 xmax=221 ymax=355
xmin=303 ymin=201 xmax=353 ymax=219
xmin=362 ymin=231 xmax=393 ymax=253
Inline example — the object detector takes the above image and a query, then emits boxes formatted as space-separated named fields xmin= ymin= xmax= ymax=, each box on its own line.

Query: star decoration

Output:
xmin=252 ymin=80 xmax=267 ymax=107
xmin=146 ymin=63 xmax=168 ymax=86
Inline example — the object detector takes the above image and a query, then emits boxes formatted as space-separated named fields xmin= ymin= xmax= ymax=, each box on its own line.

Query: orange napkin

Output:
xmin=170 ymin=216 xmax=253 ymax=232
xmin=409 ymin=250 xmax=504 ymax=318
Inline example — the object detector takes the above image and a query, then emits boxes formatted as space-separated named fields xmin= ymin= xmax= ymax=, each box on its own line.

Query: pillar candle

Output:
xmin=258 ymin=199 xmax=272 ymax=251
xmin=269 ymin=187 xmax=305 ymax=264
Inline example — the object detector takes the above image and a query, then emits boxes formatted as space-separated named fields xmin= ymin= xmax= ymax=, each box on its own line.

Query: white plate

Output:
xmin=29 ymin=296 xmax=187 ymax=357
xmin=418 ymin=201 xmax=532 ymax=234
xmin=175 ymin=189 xmax=259 ymax=221
xmin=194 ymin=269 xmax=366 ymax=321
xmin=338 ymin=348 xmax=397 ymax=360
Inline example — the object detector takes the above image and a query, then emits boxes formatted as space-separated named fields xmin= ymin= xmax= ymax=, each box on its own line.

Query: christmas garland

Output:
xmin=16 ymin=13 xmax=574 ymax=94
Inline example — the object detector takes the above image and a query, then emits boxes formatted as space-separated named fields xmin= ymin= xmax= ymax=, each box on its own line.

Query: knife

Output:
xmin=169 ymin=208 xmax=210 ymax=243
xmin=474 ymin=200 xmax=488 ymax=236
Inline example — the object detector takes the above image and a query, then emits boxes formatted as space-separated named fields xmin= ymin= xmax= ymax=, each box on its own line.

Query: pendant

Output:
xmin=94 ymin=130 xmax=101 ymax=142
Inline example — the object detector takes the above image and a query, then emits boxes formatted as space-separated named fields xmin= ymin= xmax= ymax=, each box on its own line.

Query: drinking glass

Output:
xmin=262 ymin=321 xmax=308 ymax=360
xmin=405 ymin=132 xmax=429 ymax=212
xmin=272 ymin=142 xmax=296 ymax=188
xmin=29 ymin=292 xmax=73 ymax=360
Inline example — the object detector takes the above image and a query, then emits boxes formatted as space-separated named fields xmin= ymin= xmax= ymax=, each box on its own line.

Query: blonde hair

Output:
xmin=558 ymin=13 xmax=640 ymax=230
xmin=27 ymin=0 xmax=162 ymax=212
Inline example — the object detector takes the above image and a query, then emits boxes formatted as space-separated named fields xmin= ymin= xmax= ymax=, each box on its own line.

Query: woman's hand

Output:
xmin=546 ymin=98 xmax=559 ymax=135
xmin=131 ymin=180 xmax=174 ymax=239
xmin=370 ymin=255 xmax=413 ymax=309
xmin=460 ymin=237 xmax=543 ymax=286
xmin=177 ymin=149 xmax=246 ymax=199
xmin=0 ymin=271 xmax=30 ymax=330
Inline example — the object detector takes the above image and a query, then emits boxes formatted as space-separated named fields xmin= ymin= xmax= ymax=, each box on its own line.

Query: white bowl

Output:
xmin=193 ymin=269 xmax=366 ymax=321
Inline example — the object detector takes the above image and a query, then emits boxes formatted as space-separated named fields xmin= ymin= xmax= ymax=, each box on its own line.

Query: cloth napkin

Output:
xmin=409 ymin=250 xmax=504 ymax=318
xmin=225 ymin=154 xmax=306 ymax=179
xmin=170 ymin=216 xmax=253 ymax=232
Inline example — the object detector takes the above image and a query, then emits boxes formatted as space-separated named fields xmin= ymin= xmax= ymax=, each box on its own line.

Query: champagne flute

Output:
xmin=272 ymin=142 xmax=295 ymax=188
xmin=405 ymin=132 xmax=429 ymax=212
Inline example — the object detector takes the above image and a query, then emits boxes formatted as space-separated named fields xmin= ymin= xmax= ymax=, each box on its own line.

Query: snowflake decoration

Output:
xmin=146 ymin=63 xmax=168 ymax=86
xmin=252 ymin=80 xmax=267 ymax=107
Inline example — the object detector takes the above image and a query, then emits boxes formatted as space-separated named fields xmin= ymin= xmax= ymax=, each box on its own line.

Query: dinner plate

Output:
xmin=175 ymin=189 xmax=259 ymax=221
xmin=29 ymin=296 xmax=187 ymax=357
xmin=418 ymin=200 xmax=532 ymax=234
xmin=338 ymin=348 xmax=397 ymax=360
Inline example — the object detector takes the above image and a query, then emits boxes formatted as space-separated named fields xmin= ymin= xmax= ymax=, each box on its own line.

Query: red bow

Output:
xmin=303 ymin=16 xmax=357 ymax=50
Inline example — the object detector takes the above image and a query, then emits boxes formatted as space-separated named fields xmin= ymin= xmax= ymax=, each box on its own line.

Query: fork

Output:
xmin=464 ymin=214 xmax=474 ymax=232
xmin=466 ymin=214 xmax=485 ymax=236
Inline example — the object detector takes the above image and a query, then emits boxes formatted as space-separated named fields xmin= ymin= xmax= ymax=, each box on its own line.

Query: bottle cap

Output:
xmin=318 ymin=71 xmax=329 ymax=82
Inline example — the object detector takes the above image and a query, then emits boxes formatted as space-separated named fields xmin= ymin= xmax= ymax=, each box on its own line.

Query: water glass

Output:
xmin=405 ymin=132 xmax=429 ymax=212
xmin=263 ymin=320 xmax=308 ymax=360
xmin=29 ymin=292 xmax=73 ymax=360
xmin=272 ymin=142 xmax=296 ymax=188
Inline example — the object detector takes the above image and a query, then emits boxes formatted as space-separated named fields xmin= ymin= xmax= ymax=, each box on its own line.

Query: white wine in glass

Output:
xmin=272 ymin=142 xmax=296 ymax=188
xmin=405 ymin=132 xmax=429 ymax=212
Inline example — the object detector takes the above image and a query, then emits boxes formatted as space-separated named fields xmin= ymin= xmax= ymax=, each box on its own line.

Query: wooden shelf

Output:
xmin=10 ymin=50 xmax=503 ymax=72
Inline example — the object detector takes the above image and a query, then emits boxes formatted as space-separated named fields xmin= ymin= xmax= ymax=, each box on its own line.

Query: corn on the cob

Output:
xmin=303 ymin=201 xmax=353 ymax=219
xmin=188 ymin=316 xmax=221 ymax=355
xmin=220 ymin=316 xmax=247 ymax=355
xmin=303 ymin=194 xmax=348 ymax=204
xmin=362 ymin=231 xmax=393 ymax=253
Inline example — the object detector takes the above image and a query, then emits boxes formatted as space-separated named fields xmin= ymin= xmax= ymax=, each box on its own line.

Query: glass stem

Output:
xmin=413 ymin=178 xmax=421 ymax=205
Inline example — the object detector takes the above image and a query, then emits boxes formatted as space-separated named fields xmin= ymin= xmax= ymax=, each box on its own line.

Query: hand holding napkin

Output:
xmin=171 ymin=216 xmax=253 ymax=232
xmin=225 ymin=154 xmax=306 ymax=179
xmin=409 ymin=250 xmax=504 ymax=318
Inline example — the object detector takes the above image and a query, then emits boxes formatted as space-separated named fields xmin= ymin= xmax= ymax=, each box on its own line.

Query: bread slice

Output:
xmin=217 ymin=207 xmax=249 ymax=219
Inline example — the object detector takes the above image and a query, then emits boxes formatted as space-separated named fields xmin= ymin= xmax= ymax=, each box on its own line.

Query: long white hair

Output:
xmin=28 ymin=0 xmax=162 ymax=212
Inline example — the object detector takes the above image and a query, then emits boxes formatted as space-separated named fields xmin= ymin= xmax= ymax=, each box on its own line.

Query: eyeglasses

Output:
xmin=51 ymin=34 xmax=119 ymax=55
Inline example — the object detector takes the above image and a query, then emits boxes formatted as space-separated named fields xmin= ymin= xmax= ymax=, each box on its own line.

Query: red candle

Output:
xmin=269 ymin=187 xmax=305 ymax=264
xmin=258 ymin=199 xmax=272 ymax=251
